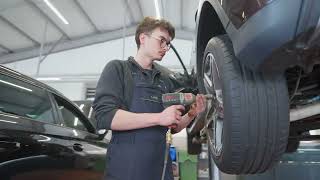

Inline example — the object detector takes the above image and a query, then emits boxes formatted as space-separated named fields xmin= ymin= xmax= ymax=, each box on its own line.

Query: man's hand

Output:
xmin=187 ymin=94 xmax=207 ymax=118
xmin=159 ymin=105 xmax=185 ymax=127
xmin=170 ymin=94 xmax=208 ymax=133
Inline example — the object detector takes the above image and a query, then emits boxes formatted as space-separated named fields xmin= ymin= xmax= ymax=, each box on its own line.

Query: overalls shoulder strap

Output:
xmin=119 ymin=59 xmax=133 ymax=108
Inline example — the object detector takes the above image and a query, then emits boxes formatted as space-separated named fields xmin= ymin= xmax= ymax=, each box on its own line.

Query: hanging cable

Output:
xmin=122 ymin=0 xmax=130 ymax=59
xmin=290 ymin=68 xmax=302 ymax=102
xmin=37 ymin=20 xmax=48 ymax=76
xmin=170 ymin=43 xmax=191 ymax=79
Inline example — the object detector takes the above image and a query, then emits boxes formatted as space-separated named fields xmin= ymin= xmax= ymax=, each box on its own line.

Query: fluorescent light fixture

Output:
xmin=154 ymin=0 xmax=161 ymax=19
xmin=0 ymin=114 xmax=18 ymax=119
xmin=36 ymin=77 xmax=61 ymax=81
xmin=0 ymin=79 xmax=32 ymax=92
xmin=43 ymin=0 xmax=69 ymax=25
xmin=78 ymin=104 xmax=85 ymax=112
xmin=0 ymin=119 xmax=18 ymax=124
xmin=88 ymin=107 xmax=93 ymax=119
xmin=74 ymin=117 xmax=79 ymax=126
xmin=309 ymin=130 xmax=320 ymax=135
xmin=73 ymin=129 xmax=78 ymax=136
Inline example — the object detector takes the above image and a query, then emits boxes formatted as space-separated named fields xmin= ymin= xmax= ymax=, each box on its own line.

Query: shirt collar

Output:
xmin=128 ymin=56 xmax=160 ymax=74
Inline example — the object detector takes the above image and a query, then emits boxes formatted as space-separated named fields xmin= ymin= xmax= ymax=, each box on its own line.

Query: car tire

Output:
xmin=200 ymin=35 xmax=289 ymax=174
xmin=285 ymin=131 xmax=309 ymax=153
xmin=285 ymin=138 xmax=300 ymax=153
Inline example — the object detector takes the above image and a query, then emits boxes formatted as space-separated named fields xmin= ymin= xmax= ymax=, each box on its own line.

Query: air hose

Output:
xmin=161 ymin=128 xmax=172 ymax=180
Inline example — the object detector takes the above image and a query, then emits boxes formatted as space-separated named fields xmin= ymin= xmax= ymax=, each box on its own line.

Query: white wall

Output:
xmin=5 ymin=36 xmax=192 ymax=76
xmin=4 ymin=36 xmax=193 ymax=100
xmin=46 ymin=82 xmax=86 ymax=101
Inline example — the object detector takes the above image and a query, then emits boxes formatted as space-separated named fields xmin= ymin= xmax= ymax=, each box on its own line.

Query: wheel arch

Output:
xmin=196 ymin=1 xmax=226 ymax=77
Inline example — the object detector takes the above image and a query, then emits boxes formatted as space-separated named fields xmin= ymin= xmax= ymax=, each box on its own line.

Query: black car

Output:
xmin=0 ymin=65 xmax=107 ymax=180
xmin=185 ymin=0 xmax=320 ymax=175
xmin=74 ymin=100 xmax=96 ymax=128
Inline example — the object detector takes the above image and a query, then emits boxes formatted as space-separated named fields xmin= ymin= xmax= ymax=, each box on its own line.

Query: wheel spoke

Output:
xmin=202 ymin=52 xmax=225 ymax=157
xmin=203 ymin=74 xmax=214 ymax=94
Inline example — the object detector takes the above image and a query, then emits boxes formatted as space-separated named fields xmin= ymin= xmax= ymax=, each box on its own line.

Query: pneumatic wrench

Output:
xmin=160 ymin=92 xmax=213 ymax=180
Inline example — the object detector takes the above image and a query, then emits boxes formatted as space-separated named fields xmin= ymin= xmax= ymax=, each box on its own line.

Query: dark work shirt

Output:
xmin=92 ymin=57 xmax=175 ymax=130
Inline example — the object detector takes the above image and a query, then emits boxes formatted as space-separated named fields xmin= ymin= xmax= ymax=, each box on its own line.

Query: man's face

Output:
xmin=142 ymin=27 xmax=172 ymax=61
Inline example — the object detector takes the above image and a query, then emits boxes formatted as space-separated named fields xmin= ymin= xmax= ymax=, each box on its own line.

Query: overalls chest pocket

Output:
xmin=130 ymin=82 xmax=165 ymax=113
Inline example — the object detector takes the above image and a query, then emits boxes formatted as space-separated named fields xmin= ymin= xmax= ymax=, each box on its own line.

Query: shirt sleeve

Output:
xmin=93 ymin=60 xmax=126 ymax=130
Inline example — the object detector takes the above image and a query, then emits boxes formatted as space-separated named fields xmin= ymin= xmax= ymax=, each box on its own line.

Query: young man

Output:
xmin=93 ymin=16 xmax=206 ymax=180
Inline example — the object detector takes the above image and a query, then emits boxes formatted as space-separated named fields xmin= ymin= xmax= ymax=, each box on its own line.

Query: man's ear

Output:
xmin=139 ymin=33 xmax=146 ymax=45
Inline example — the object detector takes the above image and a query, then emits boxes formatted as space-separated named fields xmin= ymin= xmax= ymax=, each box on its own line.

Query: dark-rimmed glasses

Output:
xmin=148 ymin=34 xmax=171 ymax=50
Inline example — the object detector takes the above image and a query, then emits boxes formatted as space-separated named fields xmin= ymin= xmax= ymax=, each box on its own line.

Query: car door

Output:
xmin=0 ymin=73 xmax=74 ymax=180
xmin=49 ymin=93 xmax=107 ymax=180
xmin=73 ymin=100 xmax=96 ymax=128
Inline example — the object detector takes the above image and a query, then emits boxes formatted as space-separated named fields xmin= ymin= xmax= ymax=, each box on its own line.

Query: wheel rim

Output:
xmin=209 ymin=152 xmax=221 ymax=180
xmin=203 ymin=52 xmax=224 ymax=156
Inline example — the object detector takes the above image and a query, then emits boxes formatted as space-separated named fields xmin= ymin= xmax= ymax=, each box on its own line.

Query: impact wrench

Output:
xmin=160 ymin=93 xmax=213 ymax=180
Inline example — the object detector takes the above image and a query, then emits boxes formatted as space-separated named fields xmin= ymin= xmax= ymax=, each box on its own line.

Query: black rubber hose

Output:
xmin=170 ymin=43 xmax=191 ymax=79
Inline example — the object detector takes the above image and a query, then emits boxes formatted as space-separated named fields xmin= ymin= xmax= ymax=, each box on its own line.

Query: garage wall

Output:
xmin=46 ymin=82 xmax=86 ymax=101
xmin=5 ymin=36 xmax=192 ymax=76
xmin=4 ymin=36 xmax=193 ymax=100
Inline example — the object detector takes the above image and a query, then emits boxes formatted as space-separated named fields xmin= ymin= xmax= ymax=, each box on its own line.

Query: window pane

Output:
xmin=54 ymin=96 xmax=88 ymax=132
xmin=0 ymin=74 xmax=55 ymax=124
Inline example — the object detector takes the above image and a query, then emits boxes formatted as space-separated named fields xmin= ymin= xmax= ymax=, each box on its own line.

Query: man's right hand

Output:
xmin=158 ymin=105 xmax=185 ymax=127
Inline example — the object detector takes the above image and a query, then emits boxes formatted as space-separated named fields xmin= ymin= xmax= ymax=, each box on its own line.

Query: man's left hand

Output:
xmin=187 ymin=94 xmax=207 ymax=118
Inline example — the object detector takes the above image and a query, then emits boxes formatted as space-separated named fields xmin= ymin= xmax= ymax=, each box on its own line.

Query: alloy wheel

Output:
xmin=202 ymin=52 xmax=224 ymax=156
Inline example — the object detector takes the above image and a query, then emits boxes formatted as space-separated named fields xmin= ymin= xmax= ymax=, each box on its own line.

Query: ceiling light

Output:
xmin=43 ymin=0 xmax=69 ymax=25
xmin=0 ymin=119 xmax=18 ymax=124
xmin=154 ymin=0 xmax=161 ymax=19
xmin=73 ymin=129 xmax=78 ymax=136
xmin=78 ymin=104 xmax=85 ymax=112
xmin=0 ymin=79 xmax=32 ymax=92
xmin=36 ymin=77 xmax=61 ymax=81
xmin=74 ymin=117 xmax=79 ymax=126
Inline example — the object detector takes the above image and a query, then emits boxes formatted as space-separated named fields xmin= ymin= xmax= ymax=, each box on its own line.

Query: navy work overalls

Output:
xmin=105 ymin=65 xmax=173 ymax=180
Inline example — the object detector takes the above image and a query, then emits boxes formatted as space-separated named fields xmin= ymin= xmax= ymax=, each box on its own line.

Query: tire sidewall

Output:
xmin=203 ymin=37 xmax=235 ymax=168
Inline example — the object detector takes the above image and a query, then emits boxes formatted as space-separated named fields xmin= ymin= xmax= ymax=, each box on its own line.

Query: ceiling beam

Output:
xmin=73 ymin=0 xmax=100 ymax=33
xmin=180 ymin=0 xmax=184 ymax=29
xmin=0 ymin=44 xmax=13 ymax=53
xmin=0 ymin=27 xmax=193 ymax=64
xmin=0 ymin=26 xmax=137 ymax=64
xmin=136 ymin=0 xmax=144 ymax=20
xmin=122 ymin=0 xmax=135 ymax=24
xmin=0 ymin=15 xmax=40 ymax=46
xmin=160 ymin=0 xmax=165 ymax=17
xmin=25 ymin=0 xmax=70 ymax=40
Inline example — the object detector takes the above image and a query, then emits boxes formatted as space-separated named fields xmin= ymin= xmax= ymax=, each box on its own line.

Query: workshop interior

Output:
xmin=0 ymin=0 xmax=320 ymax=180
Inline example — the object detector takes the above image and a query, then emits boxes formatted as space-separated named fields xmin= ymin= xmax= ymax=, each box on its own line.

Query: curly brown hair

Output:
xmin=135 ymin=16 xmax=175 ymax=49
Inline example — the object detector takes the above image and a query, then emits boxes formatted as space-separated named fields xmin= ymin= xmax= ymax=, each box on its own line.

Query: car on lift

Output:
xmin=0 ymin=65 xmax=107 ymax=180
xmin=185 ymin=0 xmax=320 ymax=175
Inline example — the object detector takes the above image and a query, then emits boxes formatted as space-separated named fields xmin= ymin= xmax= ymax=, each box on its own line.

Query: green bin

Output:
xmin=178 ymin=151 xmax=198 ymax=180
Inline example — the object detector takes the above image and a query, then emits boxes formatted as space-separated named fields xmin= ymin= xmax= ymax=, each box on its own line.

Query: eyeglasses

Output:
xmin=148 ymin=34 xmax=171 ymax=50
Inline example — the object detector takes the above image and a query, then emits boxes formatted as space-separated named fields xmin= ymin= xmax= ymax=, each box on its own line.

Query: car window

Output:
xmin=74 ymin=100 xmax=96 ymax=128
xmin=0 ymin=74 xmax=55 ymax=124
xmin=53 ymin=95 xmax=88 ymax=132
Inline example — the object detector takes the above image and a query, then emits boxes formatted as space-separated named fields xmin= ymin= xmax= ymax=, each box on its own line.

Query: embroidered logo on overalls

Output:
xmin=141 ymin=95 xmax=161 ymax=103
